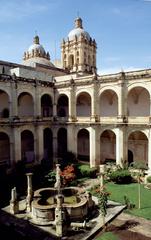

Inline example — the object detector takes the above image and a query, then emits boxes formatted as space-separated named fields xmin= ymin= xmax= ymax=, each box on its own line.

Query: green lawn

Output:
xmin=95 ymin=232 xmax=119 ymax=240
xmin=105 ymin=182 xmax=151 ymax=220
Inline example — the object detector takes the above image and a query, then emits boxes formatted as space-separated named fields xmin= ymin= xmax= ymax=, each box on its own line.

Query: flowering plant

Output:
xmin=60 ymin=164 xmax=76 ymax=186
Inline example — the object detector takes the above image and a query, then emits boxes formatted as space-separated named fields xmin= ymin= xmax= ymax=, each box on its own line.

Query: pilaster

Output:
xmin=148 ymin=129 xmax=151 ymax=173
xmin=13 ymin=127 xmax=21 ymax=163
xmin=91 ymin=78 xmax=99 ymax=122
xmin=68 ymin=83 xmax=76 ymax=121
xmin=116 ymin=127 xmax=127 ymax=167
xmin=10 ymin=82 xmax=18 ymax=117
xmin=90 ymin=126 xmax=100 ymax=167
xmin=34 ymin=83 xmax=41 ymax=117
xmin=35 ymin=125 xmax=44 ymax=163
xmin=67 ymin=124 xmax=77 ymax=156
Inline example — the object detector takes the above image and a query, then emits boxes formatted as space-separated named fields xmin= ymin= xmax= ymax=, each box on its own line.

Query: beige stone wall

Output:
xmin=0 ymin=65 xmax=151 ymax=172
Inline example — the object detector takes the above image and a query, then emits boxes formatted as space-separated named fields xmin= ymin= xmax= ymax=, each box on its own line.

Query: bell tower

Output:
xmin=61 ymin=17 xmax=97 ymax=74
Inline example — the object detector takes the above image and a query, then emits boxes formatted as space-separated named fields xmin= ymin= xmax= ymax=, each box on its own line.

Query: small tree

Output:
xmin=95 ymin=187 xmax=109 ymax=228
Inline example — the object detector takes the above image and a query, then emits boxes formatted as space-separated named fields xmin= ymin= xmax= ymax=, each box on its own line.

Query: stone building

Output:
xmin=0 ymin=17 xmax=151 ymax=172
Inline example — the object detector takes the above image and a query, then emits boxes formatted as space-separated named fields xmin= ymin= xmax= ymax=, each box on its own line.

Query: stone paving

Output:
xmin=113 ymin=212 xmax=151 ymax=239
xmin=0 ymin=197 xmax=125 ymax=240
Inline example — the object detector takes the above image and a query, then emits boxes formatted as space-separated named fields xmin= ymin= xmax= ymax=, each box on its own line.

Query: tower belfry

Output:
xmin=61 ymin=17 xmax=97 ymax=74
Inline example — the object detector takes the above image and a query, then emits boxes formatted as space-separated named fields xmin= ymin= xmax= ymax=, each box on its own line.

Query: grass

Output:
xmin=95 ymin=232 xmax=119 ymax=240
xmin=105 ymin=182 xmax=151 ymax=220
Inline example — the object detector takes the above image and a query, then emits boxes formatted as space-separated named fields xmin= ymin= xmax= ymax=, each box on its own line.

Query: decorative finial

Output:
xmin=33 ymin=33 xmax=39 ymax=44
xmin=75 ymin=16 xmax=83 ymax=29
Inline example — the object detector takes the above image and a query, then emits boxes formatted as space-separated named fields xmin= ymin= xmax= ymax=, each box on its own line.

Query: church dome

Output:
xmin=28 ymin=43 xmax=45 ymax=55
xmin=23 ymin=35 xmax=55 ymax=67
xmin=68 ymin=17 xmax=90 ymax=41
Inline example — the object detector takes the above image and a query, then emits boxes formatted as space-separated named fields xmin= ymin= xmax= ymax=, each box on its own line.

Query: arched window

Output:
xmin=69 ymin=55 xmax=74 ymax=69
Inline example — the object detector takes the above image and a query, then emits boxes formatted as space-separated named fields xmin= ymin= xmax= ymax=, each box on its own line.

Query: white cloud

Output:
xmin=0 ymin=0 xmax=56 ymax=22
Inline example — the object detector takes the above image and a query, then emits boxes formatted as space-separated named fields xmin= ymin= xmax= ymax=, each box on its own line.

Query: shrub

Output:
xmin=45 ymin=171 xmax=56 ymax=186
xmin=147 ymin=176 xmax=151 ymax=183
xmin=109 ymin=169 xmax=132 ymax=184
xmin=77 ymin=164 xmax=97 ymax=178
xmin=129 ymin=161 xmax=148 ymax=171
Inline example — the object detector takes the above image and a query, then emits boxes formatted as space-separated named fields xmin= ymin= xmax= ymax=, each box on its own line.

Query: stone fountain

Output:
xmin=0 ymin=164 xmax=126 ymax=240
xmin=31 ymin=164 xmax=95 ymax=237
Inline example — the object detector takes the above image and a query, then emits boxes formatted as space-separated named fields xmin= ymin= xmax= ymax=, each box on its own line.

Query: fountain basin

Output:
xmin=32 ymin=187 xmax=91 ymax=225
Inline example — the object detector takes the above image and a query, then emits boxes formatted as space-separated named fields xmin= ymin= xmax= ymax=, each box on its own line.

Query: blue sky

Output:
xmin=0 ymin=0 xmax=151 ymax=74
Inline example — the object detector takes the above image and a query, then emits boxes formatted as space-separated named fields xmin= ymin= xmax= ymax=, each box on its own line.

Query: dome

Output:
xmin=23 ymin=35 xmax=55 ymax=68
xmin=68 ymin=28 xmax=90 ymax=41
xmin=28 ymin=43 xmax=45 ymax=55
xmin=68 ymin=17 xmax=90 ymax=41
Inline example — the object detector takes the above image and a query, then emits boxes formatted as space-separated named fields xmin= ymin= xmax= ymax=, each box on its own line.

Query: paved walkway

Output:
xmin=113 ymin=212 xmax=151 ymax=239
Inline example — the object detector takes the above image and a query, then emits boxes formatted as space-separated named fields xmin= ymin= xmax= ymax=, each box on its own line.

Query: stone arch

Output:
xmin=0 ymin=90 xmax=10 ymax=118
xmin=41 ymin=94 xmax=53 ymax=117
xmin=100 ymin=130 xmax=116 ymax=164
xmin=127 ymin=87 xmax=150 ymax=116
xmin=100 ymin=90 xmax=118 ymax=116
xmin=57 ymin=94 xmax=69 ymax=117
xmin=57 ymin=128 xmax=67 ymax=158
xmin=76 ymin=92 xmax=91 ymax=116
xmin=43 ymin=128 xmax=53 ymax=167
xmin=18 ymin=92 xmax=34 ymax=117
xmin=21 ymin=130 xmax=35 ymax=163
xmin=128 ymin=130 xmax=148 ymax=166
xmin=77 ymin=129 xmax=89 ymax=161
xmin=0 ymin=132 xmax=10 ymax=166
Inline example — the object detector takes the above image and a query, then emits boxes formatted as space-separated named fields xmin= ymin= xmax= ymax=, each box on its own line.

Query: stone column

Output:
xmin=116 ymin=127 xmax=127 ymax=167
xmin=91 ymin=79 xmax=99 ymax=122
xmin=34 ymin=82 xmax=41 ymax=118
xmin=90 ymin=127 xmax=100 ymax=167
xmin=99 ymin=164 xmax=106 ymax=190
xmin=35 ymin=125 xmax=44 ymax=163
xmin=53 ymin=87 xmax=57 ymax=118
xmin=10 ymin=187 xmax=19 ymax=214
xmin=67 ymin=125 xmax=77 ymax=156
xmin=26 ymin=173 xmax=33 ymax=212
xmin=118 ymin=78 xmax=127 ymax=119
xmin=55 ymin=194 xmax=66 ymax=237
xmin=53 ymin=127 xmax=58 ymax=165
xmin=148 ymin=130 xmax=151 ymax=173
xmin=10 ymin=81 xmax=18 ymax=118
xmin=68 ymin=84 xmax=76 ymax=122
xmin=150 ymin=98 xmax=151 ymax=117
xmin=13 ymin=127 xmax=21 ymax=163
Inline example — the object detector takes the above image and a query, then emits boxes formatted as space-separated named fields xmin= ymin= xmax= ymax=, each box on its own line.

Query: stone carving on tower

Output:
xmin=61 ymin=17 xmax=97 ymax=74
